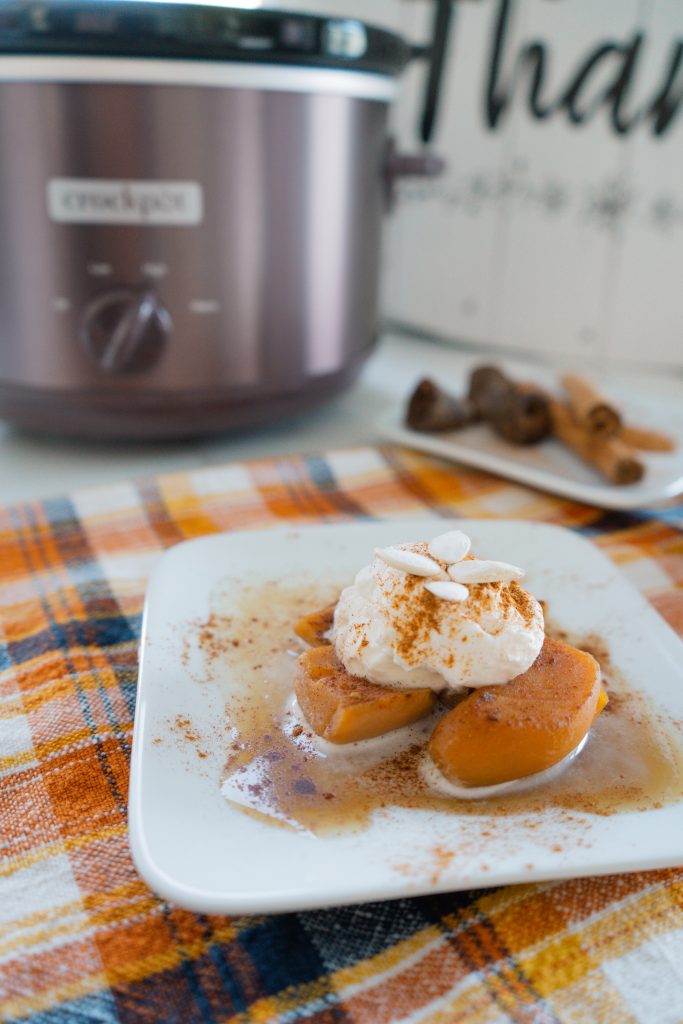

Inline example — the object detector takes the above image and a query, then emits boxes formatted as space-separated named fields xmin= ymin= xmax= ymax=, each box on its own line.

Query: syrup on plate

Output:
xmin=179 ymin=578 xmax=683 ymax=837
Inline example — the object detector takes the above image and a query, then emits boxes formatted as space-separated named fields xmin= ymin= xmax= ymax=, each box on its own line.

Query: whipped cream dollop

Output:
xmin=332 ymin=531 xmax=544 ymax=692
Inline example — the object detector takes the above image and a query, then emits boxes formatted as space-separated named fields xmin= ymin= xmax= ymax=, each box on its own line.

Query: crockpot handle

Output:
xmin=383 ymin=138 xmax=445 ymax=211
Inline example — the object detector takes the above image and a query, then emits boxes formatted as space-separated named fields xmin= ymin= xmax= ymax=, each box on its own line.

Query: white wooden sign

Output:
xmin=385 ymin=0 xmax=683 ymax=370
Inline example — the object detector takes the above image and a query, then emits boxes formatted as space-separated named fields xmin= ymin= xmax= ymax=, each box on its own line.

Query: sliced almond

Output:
xmin=427 ymin=530 xmax=471 ymax=564
xmin=374 ymin=546 xmax=443 ymax=577
xmin=448 ymin=559 xmax=525 ymax=584
xmin=424 ymin=580 xmax=469 ymax=601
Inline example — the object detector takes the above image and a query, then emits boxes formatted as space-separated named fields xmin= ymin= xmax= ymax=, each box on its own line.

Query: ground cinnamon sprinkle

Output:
xmin=171 ymin=714 xmax=209 ymax=759
xmin=380 ymin=547 xmax=537 ymax=668
xmin=430 ymin=845 xmax=456 ymax=884
xmin=392 ymin=577 xmax=441 ymax=663
xmin=197 ymin=612 xmax=235 ymax=661
xmin=504 ymin=581 xmax=536 ymax=625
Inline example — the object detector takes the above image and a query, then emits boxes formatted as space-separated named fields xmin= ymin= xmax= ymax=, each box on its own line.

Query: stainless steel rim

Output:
xmin=0 ymin=55 xmax=398 ymax=100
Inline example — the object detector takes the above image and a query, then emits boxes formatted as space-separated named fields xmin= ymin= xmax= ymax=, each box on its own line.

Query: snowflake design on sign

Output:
xmin=400 ymin=167 xmax=681 ymax=234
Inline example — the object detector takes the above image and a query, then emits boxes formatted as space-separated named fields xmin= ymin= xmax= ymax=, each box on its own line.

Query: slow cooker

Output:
xmin=0 ymin=0 xmax=450 ymax=438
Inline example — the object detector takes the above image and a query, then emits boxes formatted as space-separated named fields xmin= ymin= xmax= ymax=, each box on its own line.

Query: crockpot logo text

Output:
xmin=46 ymin=179 xmax=204 ymax=226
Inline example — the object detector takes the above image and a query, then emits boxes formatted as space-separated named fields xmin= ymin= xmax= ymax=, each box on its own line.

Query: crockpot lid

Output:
xmin=0 ymin=2 xmax=412 ymax=76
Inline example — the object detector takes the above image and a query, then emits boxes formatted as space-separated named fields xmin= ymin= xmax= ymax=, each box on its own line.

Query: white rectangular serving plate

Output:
xmin=129 ymin=519 xmax=683 ymax=915
xmin=379 ymin=381 xmax=683 ymax=510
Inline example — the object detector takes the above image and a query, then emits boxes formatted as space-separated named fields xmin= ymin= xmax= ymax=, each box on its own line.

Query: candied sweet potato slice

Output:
xmin=295 ymin=645 xmax=436 ymax=744
xmin=428 ymin=636 xmax=607 ymax=787
xmin=293 ymin=604 xmax=336 ymax=646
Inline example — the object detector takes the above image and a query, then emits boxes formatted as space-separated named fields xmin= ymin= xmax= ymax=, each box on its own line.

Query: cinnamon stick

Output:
xmin=468 ymin=366 xmax=510 ymax=420
xmin=405 ymin=379 xmax=477 ymax=432
xmin=561 ymin=374 xmax=622 ymax=437
xmin=550 ymin=399 xmax=644 ymax=485
xmin=469 ymin=365 xmax=551 ymax=445
xmin=619 ymin=424 xmax=676 ymax=452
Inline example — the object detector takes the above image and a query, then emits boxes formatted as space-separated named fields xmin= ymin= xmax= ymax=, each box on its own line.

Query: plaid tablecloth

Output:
xmin=2 ymin=445 xmax=683 ymax=1024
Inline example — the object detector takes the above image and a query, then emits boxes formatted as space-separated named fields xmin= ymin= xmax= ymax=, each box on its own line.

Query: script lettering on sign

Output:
xmin=485 ymin=0 xmax=683 ymax=136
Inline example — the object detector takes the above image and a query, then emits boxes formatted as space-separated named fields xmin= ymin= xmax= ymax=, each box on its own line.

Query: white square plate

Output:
xmin=379 ymin=381 xmax=683 ymax=509
xmin=129 ymin=519 xmax=683 ymax=914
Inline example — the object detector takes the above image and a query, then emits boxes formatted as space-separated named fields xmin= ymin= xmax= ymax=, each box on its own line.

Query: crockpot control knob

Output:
xmin=81 ymin=289 xmax=171 ymax=374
